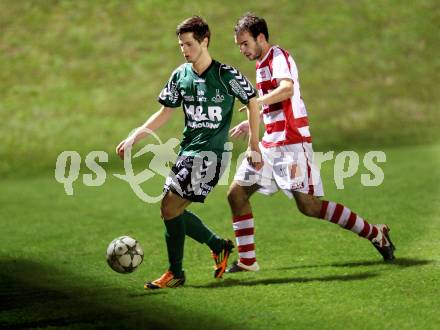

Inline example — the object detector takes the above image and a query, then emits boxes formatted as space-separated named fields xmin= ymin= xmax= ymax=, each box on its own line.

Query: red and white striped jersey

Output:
xmin=256 ymin=46 xmax=312 ymax=147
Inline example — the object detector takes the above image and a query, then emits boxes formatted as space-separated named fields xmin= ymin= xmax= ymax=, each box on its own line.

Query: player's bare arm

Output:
xmin=229 ymin=117 xmax=250 ymax=139
xmin=256 ymin=78 xmax=293 ymax=106
xmin=230 ymin=79 xmax=293 ymax=138
xmin=245 ymin=97 xmax=263 ymax=170
xmin=230 ymin=106 xmax=265 ymax=139
xmin=116 ymin=106 xmax=174 ymax=159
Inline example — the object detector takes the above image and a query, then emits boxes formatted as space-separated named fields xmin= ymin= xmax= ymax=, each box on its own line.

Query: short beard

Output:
xmin=252 ymin=43 xmax=263 ymax=60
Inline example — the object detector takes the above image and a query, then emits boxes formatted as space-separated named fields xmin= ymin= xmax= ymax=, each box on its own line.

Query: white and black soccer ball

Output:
xmin=106 ymin=236 xmax=144 ymax=274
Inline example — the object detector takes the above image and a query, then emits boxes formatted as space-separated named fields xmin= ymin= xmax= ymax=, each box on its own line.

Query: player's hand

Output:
xmin=229 ymin=120 xmax=250 ymax=139
xmin=246 ymin=144 xmax=263 ymax=171
xmin=116 ymin=137 xmax=134 ymax=160
xmin=116 ymin=139 xmax=126 ymax=159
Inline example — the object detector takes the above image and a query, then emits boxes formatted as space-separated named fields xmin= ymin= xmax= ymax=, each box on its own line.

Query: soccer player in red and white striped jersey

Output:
xmin=226 ymin=13 xmax=395 ymax=272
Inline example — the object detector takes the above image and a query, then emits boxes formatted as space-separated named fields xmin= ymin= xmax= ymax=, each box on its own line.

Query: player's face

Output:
xmin=235 ymin=31 xmax=263 ymax=61
xmin=178 ymin=32 xmax=205 ymax=63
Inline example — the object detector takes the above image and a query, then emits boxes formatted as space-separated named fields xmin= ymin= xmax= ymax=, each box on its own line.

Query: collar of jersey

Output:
xmin=257 ymin=46 xmax=276 ymax=65
xmin=190 ymin=59 xmax=216 ymax=78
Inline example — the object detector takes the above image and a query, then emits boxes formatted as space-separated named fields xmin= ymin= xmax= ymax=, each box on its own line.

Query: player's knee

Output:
xmin=227 ymin=185 xmax=247 ymax=209
xmin=297 ymin=199 xmax=321 ymax=218
xmin=160 ymin=202 xmax=170 ymax=219
xmin=226 ymin=188 xmax=238 ymax=208
xmin=160 ymin=197 xmax=177 ymax=220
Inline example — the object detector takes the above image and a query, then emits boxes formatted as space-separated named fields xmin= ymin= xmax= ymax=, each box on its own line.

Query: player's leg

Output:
xmin=182 ymin=209 xmax=234 ymax=278
xmin=273 ymin=142 xmax=395 ymax=261
xmin=168 ymin=155 xmax=234 ymax=278
xmin=178 ymin=157 xmax=230 ymax=255
xmin=182 ymin=210 xmax=227 ymax=252
xmin=226 ymin=144 xmax=278 ymax=273
xmin=228 ymin=180 xmax=261 ymax=216
xmin=226 ymin=181 xmax=261 ymax=272
xmin=144 ymin=190 xmax=190 ymax=289
xmin=182 ymin=156 xmax=235 ymax=278
xmin=292 ymin=191 xmax=395 ymax=261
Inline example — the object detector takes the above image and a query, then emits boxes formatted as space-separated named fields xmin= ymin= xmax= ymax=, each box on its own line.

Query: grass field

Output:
xmin=1 ymin=144 xmax=439 ymax=329
xmin=1 ymin=0 xmax=440 ymax=329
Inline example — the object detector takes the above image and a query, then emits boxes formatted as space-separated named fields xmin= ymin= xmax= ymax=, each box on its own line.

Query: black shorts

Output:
xmin=163 ymin=155 xmax=224 ymax=203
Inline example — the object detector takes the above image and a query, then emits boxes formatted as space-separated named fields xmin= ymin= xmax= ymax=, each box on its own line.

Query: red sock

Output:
xmin=319 ymin=201 xmax=378 ymax=240
xmin=232 ymin=213 xmax=256 ymax=265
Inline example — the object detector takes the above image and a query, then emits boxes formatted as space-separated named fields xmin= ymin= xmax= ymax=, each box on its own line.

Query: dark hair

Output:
xmin=234 ymin=13 xmax=269 ymax=41
xmin=176 ymin=16 xmax=211 ymax=46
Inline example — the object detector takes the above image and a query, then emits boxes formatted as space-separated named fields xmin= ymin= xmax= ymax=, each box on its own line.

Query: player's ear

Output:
xmin=201 ymin=37 xmax=209 ymax=48
xmin=256 ymin=33 xmax=265 ymax=43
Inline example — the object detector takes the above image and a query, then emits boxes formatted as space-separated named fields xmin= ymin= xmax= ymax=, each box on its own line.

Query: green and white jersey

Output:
xmin=158 ymin=60 xmax=257 ymax=157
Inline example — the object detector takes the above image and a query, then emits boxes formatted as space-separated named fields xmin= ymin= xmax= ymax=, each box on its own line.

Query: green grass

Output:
xmin=1 ymin=1 xmax=439 ymax=328
xmin=1 ymin=144 xmax=439 ymax=329
xmin=1 ymin=0 xmax=439 ymax=175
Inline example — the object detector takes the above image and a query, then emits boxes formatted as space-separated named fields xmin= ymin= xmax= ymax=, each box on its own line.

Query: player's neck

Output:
xmin=258 ymin=43 xmax=272 ymax=61
xmin=192 ymin=53 xmax=212 ymax=76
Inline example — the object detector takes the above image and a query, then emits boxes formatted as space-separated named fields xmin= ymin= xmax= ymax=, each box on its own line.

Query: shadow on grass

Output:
xmin=189 ymin=272 xmax=378 ymax=289
xmin=0 ymin=258 xmax=235 ymax=329
xmin=274 ymin=257 xmax=433 ymax=271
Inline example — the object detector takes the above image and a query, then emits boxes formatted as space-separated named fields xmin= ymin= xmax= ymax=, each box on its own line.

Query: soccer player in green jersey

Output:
xmin=116 ymin=16 xmax=262 ymax=289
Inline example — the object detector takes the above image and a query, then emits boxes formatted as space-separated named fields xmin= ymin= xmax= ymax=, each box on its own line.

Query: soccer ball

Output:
xmin=106 ymin=236 xmax=144 ymax=274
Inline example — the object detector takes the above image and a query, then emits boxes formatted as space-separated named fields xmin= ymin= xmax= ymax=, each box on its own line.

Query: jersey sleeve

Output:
xmin=271 ymin=48 xmax=293 ymax=81
xmin=220 ymin=64 xmax=257 ymax=105
xmin=157 ymin=66 xmax=183 ymax=108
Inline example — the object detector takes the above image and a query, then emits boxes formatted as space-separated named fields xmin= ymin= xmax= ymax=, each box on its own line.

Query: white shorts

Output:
xmin=234 ymin=142 xmax=324 ymax=198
